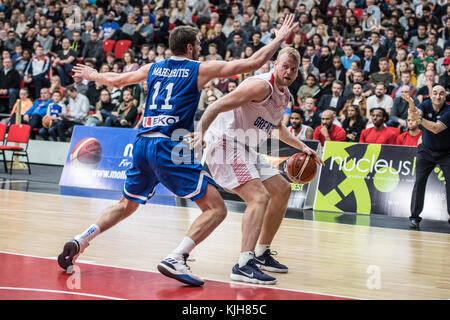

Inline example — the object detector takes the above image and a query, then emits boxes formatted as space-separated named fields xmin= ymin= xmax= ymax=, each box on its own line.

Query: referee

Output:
xmin=402 ymin=85 xmax=450 ymax=228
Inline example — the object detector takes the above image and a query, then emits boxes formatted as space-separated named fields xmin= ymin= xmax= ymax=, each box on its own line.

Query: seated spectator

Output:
xmin=81 ymin=31 xmax=104 ymax=69
xmin=50 ymin=85 xmax=90 ymax=142
xmin=416 ymin=70 xmax=439 ymax=103
xmin=366 ymin=82 xmax=394 ymax=120
xmin=72 ymin=75 xmax=89 ymax=97
xmin=395 ymin=116 xmax=422 ymax=146
xmin=296 ymin=74 xmax=320 ymax=106
xmin=340 ymin=82 xmax=368 ymax=122
xmin=23 ymin=45 xmax=51 ymax=99
xmin=49 ymin=76 xmax=66 ymax=99
xmin=342 ymin=105 xmax=366 ymax=142
xmin=369 ymin=58 xmax=394 ymax=91
xmin=416 ymin=61 xmax=440 ymax=90
xmin=100 ymin=11 xmax=120 ymax=40
xmin=52 ymin=38 xmax=77 ymax=87
xmin=440 ymin=58 xmax=450 ymax=96
xmin=122 ymin=50 xmax=139 ymax=73
xmin=225 ymin=32 xmax=246 ymax=60
xmin=360 ymin=108 xmax=399 ymax=145
xmin=36 ymin=27 xmax=54 ymax=54
xmin=85 ymin=89 xmax=116 ymax=127
xmin=116 ymin=14 xmax=137 ymax=41
xmin=153 ymin=7 xmax=170 ymax=46
xmin=39 ymin=91 xmax=66 ymax=140
xmin=316 ymin=80 xmax=345 ymax=115
xmin=70 ymin=30 xmax=85 ymax=58
xmin=342 ymin=70 xmax=374 ymax=100
xmin=0 ymin=57 xmax=21 ymax=114
xmin=287 ymin=108 xmax=314 ymax=140
xmin=205 ymin=43 xmax=223 ymax=61
xmin=314 ymin=71 xmax=336 ymax=102
xmin=104 ymin=89 xmax=138 ymax=128
xmin=23 ymin=87 xmax=53 ymax=139
xmin=345 ymin=60 xmax=361 ymax=85
xmin=313 ymin=109 xmax=347 ymax=147
xmin=198 ymin=80 xmax=223 ymax=111
xmin=303 ymin=97 xmax=321 ymax=129
xmin=14 ymin=48 xmax=32 ymax=78
xmin=340 ymin=44 xmax=360 ymax=71
xmin=360 ymin=45 xmax=379 ymax=80
xmin=299 ymin=55 xmax=320 ymax=84
xmin=391 ymin=72 xmax=416 ymax=100
xmin=367 ymin=31 xmax=388 ymax=60
xmin=1 ymin=88 xmax=33 ymax=126
xmin=317 ymin=46 xmax=334 ymax=77
xmin=329 ymin=55 xmax=347 ymax=84
xmin=388 ymin=85 xmax=420 ymax=130
xmin=131 ymin=14 xmax=154 ymax=48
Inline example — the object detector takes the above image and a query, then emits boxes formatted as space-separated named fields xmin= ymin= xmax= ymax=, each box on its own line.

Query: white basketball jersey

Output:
xmin=205 ymin=71 xmax=290 ymax=148
xmin=288 ymin=125 xmax=311 ymax=140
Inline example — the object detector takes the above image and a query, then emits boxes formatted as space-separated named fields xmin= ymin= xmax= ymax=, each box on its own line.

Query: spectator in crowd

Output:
xmin=36 ymin=27 xmax=54 ymax=54
xmin=361 ymin=45 xmax=379 ymax=80
xmin=440 ymin=58 xmax=450 ymax=95
xmin=122 ymin=50 xmax=140 ymax=74
xmin=23 ymin=87 xmax=53 ymax=138
xmin=131 ymin=14 xmax=154 ymax=48
xmin=104 ymin=88 xmax=138 ymax=128
xmin=198 ymin=80 xmax=223 ymax=111
xmin=287 ymin=108 xmax=314 ymax=141
xmin=52 ymin=38 xmax=77 ymax=87
xmin=50 ymin=85 xmax=89 ymax=142
xmin=340 ymin=44 xmax=360 ymax=71
xmin=370 ymin=58 xmax=394 ymax=91
xmin=389 ymin=85 xmax=420 ymax=131
xmin=39 ymin=91 xmax=67 ymax=140
xmin=340 ymin=82 xmax=367 ymax=122
xmin=153 ymin=7 xmax=170 ymax=45
xmin=85 ymin=89 xmax=116 ymax=127
xmin=317 ymin=46 xmax=334 ymax=77
xmin=329 ymin=55 xmax=347 ymax=84
xmin=70 ymin=30 xmax=85 ymax=58
xmin=342 ymin=104 xmax=366 ymax=142
xmin=367 ymin=31 xmax=388 ymax=60
xmin=303 ymin=97 xmax=321 ymax=130
xmin=0 ymin=57 xmax=21 ymax=114
xmin=24 ymin=45 xmax=51 ymax=99
xmin=342 ymin=69 xmax=374 ymax=99
xmin=316 ymin=80 xmax=346 ymax=115
xmin=417 ymin=70 xmax=440 ymax=103
xmin=395 ymin=116 xmax=422 ymax=147
xmin=360 ymin=108 xmax=399 ymax=145
xmin=313 ymin=109 xmax=347 ymax=147
xmin=225 ymin=32 xmax=246 ymax=60
xmin=81 ymin=31 xmax=104 ymax=69
xmin=1 ymin=88 xmax=33 ymax=126
xmin=391 ymin=72 xmax=416 ymax=100
xmin=5 ymin=31 xmax=21 ymax=55
xmin=99 ymin=11 xmax=120 ymax=40
xmin=296 ymin=74 xmax=320 ymax=106
xmin=366 ymin=82 xmax=394 ymax=120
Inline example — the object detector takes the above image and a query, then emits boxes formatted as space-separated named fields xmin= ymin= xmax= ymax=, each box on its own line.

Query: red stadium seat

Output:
xmin=103 ymin=40 xmax=116 ymax=58
xmin=354 ymin=8 xmax=363 ymax=21
xmin=114 ymin=40 xmax=132 ymax=60
xmin=0 ymin=123 xmax=6 ymax=172
xmin=0 ymin=124 xmax=31 ymax=174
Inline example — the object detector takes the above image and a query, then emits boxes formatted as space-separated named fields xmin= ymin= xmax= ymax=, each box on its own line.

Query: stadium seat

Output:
xmin=103 ymin=40 xmax=116 ymax=58
xmin=114 ymin=40 xmax=132 ymax=60
xmin=0 ymin=124 xmax=31 ymax=174
xmin=354 ymin=8 xmax=363 ymax=21
xmin=0 ymin=123 xmax=6 ymax=172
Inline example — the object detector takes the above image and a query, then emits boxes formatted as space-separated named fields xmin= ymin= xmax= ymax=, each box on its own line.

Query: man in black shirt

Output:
xmin=52 ymin=38 xmax=77 ymax=87
xmin=403 ymin=85 xmax=450 ymax=228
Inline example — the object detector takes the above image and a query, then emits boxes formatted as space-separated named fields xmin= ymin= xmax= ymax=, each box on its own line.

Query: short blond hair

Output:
xmin=277 ymin=46 xmax=301 ymax=64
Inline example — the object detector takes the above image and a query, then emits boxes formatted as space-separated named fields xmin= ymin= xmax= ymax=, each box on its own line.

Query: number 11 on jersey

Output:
xmin=149 ymin=82 xmax=174 ymax=110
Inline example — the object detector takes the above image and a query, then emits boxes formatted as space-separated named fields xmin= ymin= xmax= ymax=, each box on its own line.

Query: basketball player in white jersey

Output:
xmin=288 ymin=108 xmax=314 ymax=140
xmin=189 ymin=47 xmax=324 ymax=285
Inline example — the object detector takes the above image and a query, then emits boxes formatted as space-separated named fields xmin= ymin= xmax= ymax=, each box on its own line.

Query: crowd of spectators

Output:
xmin=0 ymin=0 xmax=448 ymax=146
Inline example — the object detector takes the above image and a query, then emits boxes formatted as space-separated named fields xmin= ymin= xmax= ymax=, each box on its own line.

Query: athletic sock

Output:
xmin=238 ymin=251 xmax=254 ymax=268
xmin=75 ymin=224 xmax=100 ymax=246
xmin=168 ymin=236 xmax=196 ymax=261
xmin=255 ymin=244 xmax=270 ymax=258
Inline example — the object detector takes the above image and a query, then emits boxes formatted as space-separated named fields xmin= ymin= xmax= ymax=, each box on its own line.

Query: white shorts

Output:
xmin=204 ymin=137 xmax=279 ymax=191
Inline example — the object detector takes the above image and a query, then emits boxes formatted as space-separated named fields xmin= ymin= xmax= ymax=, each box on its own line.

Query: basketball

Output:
xmin=70 ymin=137 xmax=102 ymax=167
xmin=42 ymin=115 xmax=54 ymax=129
xmin=285 ymin=152 xmax=317 ymax=184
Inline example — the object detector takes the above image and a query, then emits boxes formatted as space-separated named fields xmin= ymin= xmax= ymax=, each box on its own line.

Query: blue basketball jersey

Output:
xmin=138 ymin=57 xmax=201 ymax=138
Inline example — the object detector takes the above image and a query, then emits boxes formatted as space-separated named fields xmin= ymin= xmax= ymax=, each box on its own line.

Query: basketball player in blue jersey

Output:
xmin=57 ymin=15 xmax=299 ymax=286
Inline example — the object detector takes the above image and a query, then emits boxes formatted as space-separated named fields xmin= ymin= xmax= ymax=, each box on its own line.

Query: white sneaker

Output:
xmin=157 ymin=253 xmax=204 ymax=286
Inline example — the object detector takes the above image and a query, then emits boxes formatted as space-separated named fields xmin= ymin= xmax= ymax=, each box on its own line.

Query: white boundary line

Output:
xmin=0 ymin=287 xmax=125 ymax=300
xmin=0 ymin=250 xmax=361 ymax=300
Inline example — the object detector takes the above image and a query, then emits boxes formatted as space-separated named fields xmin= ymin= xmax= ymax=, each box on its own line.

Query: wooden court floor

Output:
xmin=1 ymin=189 xmax=450 ymax=300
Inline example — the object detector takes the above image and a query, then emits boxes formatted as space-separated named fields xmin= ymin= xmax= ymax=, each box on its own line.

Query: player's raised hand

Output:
xmin=73 ymin=64 xmax=98 ymax=81
xmin=274 ymin=14 xmax=299 ymax=42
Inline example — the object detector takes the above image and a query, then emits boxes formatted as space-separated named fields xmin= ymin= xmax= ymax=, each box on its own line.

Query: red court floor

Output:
xmin=0 ymin=252 xmax=351 ymax=300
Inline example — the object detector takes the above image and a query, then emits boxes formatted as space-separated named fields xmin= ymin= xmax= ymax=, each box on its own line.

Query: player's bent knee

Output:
xmin=252 ymin=191 xmax=270 ymax=207
xmin=119 ymin=197 xmax=140 ymax=216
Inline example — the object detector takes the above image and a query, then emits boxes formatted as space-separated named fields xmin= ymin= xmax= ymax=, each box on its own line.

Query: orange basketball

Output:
xmin=285 ymin=152 xmax=317 ymax=184
xmin=42 ymin=115 xmax=54 ymax=129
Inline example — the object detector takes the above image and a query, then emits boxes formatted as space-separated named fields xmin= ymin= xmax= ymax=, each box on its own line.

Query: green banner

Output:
xmin=314 ymin=141 xmax=448 ymax=221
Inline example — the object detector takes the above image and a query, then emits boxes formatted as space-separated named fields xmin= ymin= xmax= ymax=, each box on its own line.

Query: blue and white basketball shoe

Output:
xmin=230 ymin=258 xmax=277 ymax=285
xmin=157 ymin=253 xmax=204 ymax=286
xmin=255 ymin=249 xmax=288 ymax=273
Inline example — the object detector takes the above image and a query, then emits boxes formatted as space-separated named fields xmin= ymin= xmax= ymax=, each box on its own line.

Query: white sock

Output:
xmin=76 ymin=224 xmax=101 ymax=244
xmin=255 ymin=244 xmax=270 ymax=257
xmin=238 ymin=251 xmax=254 ymax=267
xmin=168 ymin=237 xmax=196 ymax=260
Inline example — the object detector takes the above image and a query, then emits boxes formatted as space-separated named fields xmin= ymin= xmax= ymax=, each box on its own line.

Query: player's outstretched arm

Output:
xmin=188 ymin=79 xmax=270 ymax=148
xmin=273 ymin=124 xmax=324 ymax=166
xmin=73 ymin=63 xmax=152 ymax=88
xmin=197 ymin=14 xmax=298 ymax=89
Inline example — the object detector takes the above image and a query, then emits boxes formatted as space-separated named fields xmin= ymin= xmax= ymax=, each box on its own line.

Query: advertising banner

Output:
xmin=59 ymin=126 xmax=174 ymax=202
xmin=314 ymin=141 xmax=448 ymax=221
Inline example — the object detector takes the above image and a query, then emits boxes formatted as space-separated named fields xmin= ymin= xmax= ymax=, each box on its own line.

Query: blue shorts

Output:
xmin=122 ymin=136 xmax=218 ymax=204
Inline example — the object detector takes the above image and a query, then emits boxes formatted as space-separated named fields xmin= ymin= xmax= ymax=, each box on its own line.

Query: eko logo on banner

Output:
xmin=314 ymin=141 xmax=448 ymax=221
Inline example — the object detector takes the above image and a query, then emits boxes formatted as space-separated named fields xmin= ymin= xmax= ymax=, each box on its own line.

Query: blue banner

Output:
xmin=59 ymin=126 xmax=174 ymax=202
